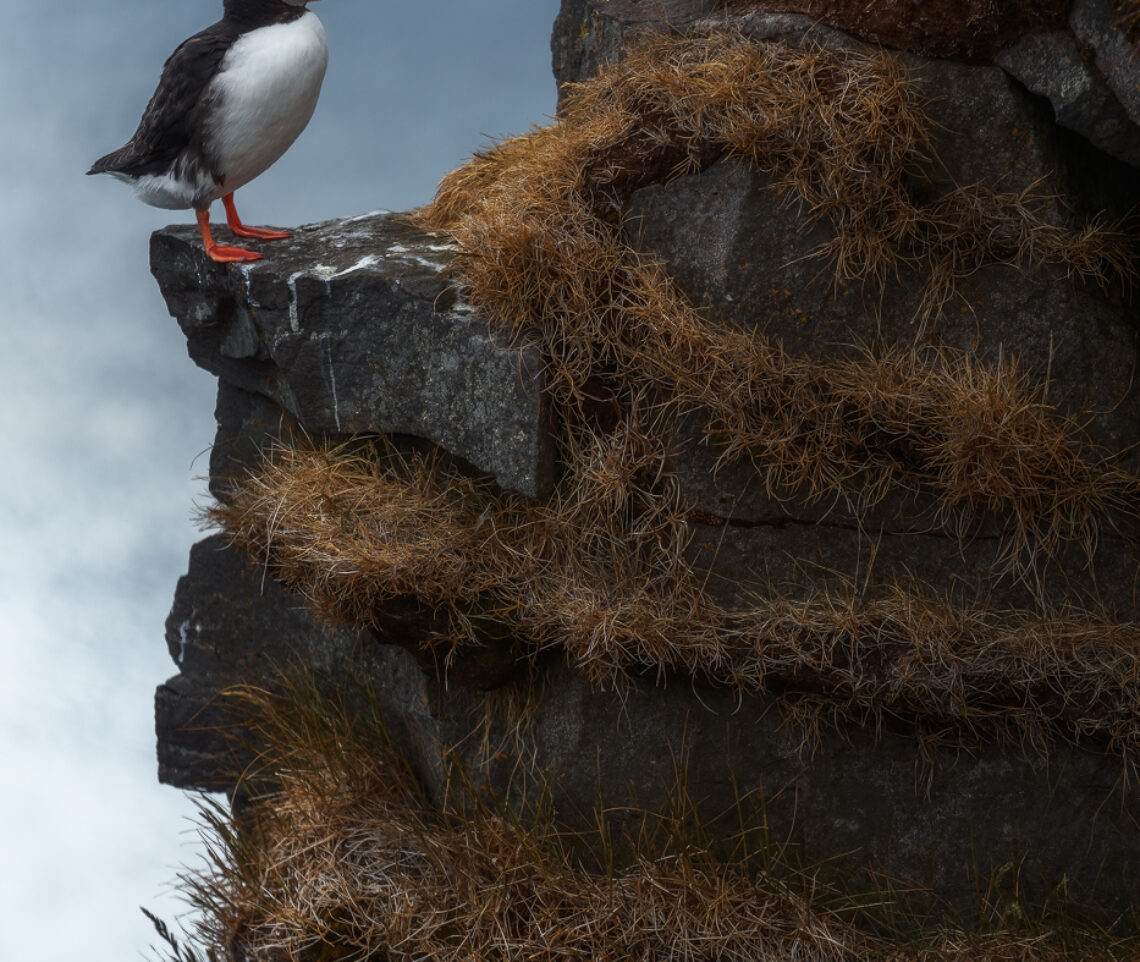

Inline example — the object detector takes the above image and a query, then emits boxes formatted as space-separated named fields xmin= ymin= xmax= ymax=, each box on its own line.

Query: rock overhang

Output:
xmin=151 ymin=211 xmax=555 ymax=499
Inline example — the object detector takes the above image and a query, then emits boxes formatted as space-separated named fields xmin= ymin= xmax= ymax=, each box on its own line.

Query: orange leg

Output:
xmin=196 ymin=209 xmax=262 ymax=263
xmin=223 ymin=193 xmax=291 ymax=241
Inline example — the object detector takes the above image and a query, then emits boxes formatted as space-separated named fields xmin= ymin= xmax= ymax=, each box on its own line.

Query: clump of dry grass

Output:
xmin=412 ymin=29 xmax=1138 ymax=577
xmin=1113 ymin=0 xmax=1140 ymax=40
xmin=425 ymin=31 xmax=1130 ymax=303
xmin=216 ymin=443 xmax=512 ymax=629
xmin=164 ymin=678 xmax=1130 ymax=962
xmin=209 ymin=440 xmax=1140 ymax=758
xmin=177 ymin=679 xmax=865 ymax=962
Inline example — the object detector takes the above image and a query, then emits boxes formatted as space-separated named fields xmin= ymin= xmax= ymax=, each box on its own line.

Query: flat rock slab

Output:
xmin=156 ymin=536 xmax=465 ymax=796
xmin=151 ymin=212 xmax=554 ymax=498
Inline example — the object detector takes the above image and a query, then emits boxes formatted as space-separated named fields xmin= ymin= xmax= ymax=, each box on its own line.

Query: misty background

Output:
xmin=0 ymin=1 xmax=561 ymax=958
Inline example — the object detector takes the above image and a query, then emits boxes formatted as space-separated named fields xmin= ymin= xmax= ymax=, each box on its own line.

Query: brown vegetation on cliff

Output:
xmin=205 ymin=29 xmax=1140 ymax=754
xmin=164 ymin=24 xmax=1140 ymax=962
xmin=426 ymin=31 xmax=1129 ymax=308
xmin=209 ymin=440 xmax=1140 ymax=759
xmin=161 ymin=679 xmax=1130 ymax=962
xmin=414 ymin=29 xmax=1136 ymax=579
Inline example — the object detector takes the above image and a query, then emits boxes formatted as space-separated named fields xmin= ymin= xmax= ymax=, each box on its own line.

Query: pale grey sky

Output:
xmin=0 ymin=2 xmax=561 ymax=958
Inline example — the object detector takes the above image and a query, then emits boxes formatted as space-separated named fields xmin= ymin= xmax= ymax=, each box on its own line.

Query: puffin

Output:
xmin=88 ymin=0 xmax=328 ymax=263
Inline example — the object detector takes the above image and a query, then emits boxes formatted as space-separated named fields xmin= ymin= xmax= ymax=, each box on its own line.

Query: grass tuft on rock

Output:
xmin=413 ymin=28 xmax=1138 ymax=579
xmin=209 ymin=440 xmax=1140 ymax=759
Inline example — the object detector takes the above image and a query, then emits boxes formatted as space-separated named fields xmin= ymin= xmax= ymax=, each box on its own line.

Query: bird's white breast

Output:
xmin=206 ymin=11 xmax=328 ymax=199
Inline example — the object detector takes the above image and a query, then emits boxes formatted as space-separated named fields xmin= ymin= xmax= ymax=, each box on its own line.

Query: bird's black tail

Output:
xmin=87 ymin=143 xmax=139 ymax=176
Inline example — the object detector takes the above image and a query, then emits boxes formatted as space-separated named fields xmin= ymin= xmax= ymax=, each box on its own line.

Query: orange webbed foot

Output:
xmin=222 ymin=193 xmax=290 ymax=243
xmin=206 ymin=244 xmax=264 ymax=263
xmin=227 ymin=224 xmax=291 ymax=242
xmin=197 ymin=209 xmax=264 ymax=263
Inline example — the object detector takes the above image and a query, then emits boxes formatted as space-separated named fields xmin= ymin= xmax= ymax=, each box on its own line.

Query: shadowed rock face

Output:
xmin=157 ymin=534 xmax=367 ymax=790
xmin=630 ymin=152 xmax=1140 ymax=617
xmin=554 ymin=0 xmax=1140 ymax=170
xmin=553 ymin=0 xmax=1069 ymax=82
xmin=155 ymin=0 xmax=1140 ymax=920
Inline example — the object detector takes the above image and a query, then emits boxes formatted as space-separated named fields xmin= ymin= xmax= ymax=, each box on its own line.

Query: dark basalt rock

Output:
xmin=997 ymin=0 xmax=1140 ymax=169
xmin=157 ymin=534 xmax=367 ymax=789
xmin=154 ymin=0 xmax=1140 ymax=921
xmin=1071 ymin=0 xmax=1140 ymax=128
xmin=552 ymin=0 xmax=1071 ymax=95
xmin=209 ymin=380 xmax=294 ymax=501
xmin=997 ymin=30 xmax=1140 ymax=169
xmin=157 ymin=535 xmax=1140 ymax=914
xmin=151 ymin=211 xmax=555 ymax=499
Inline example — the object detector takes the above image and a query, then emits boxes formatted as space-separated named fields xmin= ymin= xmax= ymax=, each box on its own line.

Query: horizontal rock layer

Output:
xmin=554 ymin=0 xmax=1068 ymax=73
xmin=159 ymin=537 xmax=1139 ymax=913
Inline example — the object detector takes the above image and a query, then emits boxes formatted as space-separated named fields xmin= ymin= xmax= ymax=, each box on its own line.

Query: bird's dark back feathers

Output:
xmin=87 ymin=19 xmax=240 ymax=178
xmin=87 ymin=1 xmax=308 ymax=179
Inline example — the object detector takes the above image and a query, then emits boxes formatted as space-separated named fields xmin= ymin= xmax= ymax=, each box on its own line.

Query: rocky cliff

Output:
xmin=154 ymin=0 xmax=1140 ymax=944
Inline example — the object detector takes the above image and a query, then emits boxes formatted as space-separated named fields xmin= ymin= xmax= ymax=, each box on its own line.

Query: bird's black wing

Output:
xmin=87 ymin=19 xmax=241 ymax=178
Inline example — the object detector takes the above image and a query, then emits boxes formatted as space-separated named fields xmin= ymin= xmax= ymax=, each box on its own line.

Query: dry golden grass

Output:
xmin=423 ymin=31 xmax=1130 ymax=299
xmin=412 ymin=29 xmax=1138 ymax=579
xmin=161 ymin=679 xmax=1131 ymax=962
xmin=168 ymin=28 xmax=1140 ymax=962
xmin=209 ymin=441 xmax=1140 ymax=759
xmin=203 ymin=27 xmax=1140 ymax=762
xmin=1114 ymin=0 xmax=1140 ymax=37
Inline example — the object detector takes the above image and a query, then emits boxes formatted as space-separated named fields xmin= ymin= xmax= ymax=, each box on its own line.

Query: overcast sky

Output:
xmin=0 ymin=1 xmax=561 ymax=958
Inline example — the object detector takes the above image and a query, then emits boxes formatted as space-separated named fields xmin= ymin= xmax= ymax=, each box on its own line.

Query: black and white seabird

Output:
xmin=88 ymin=0 xmax=328 ymax=263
